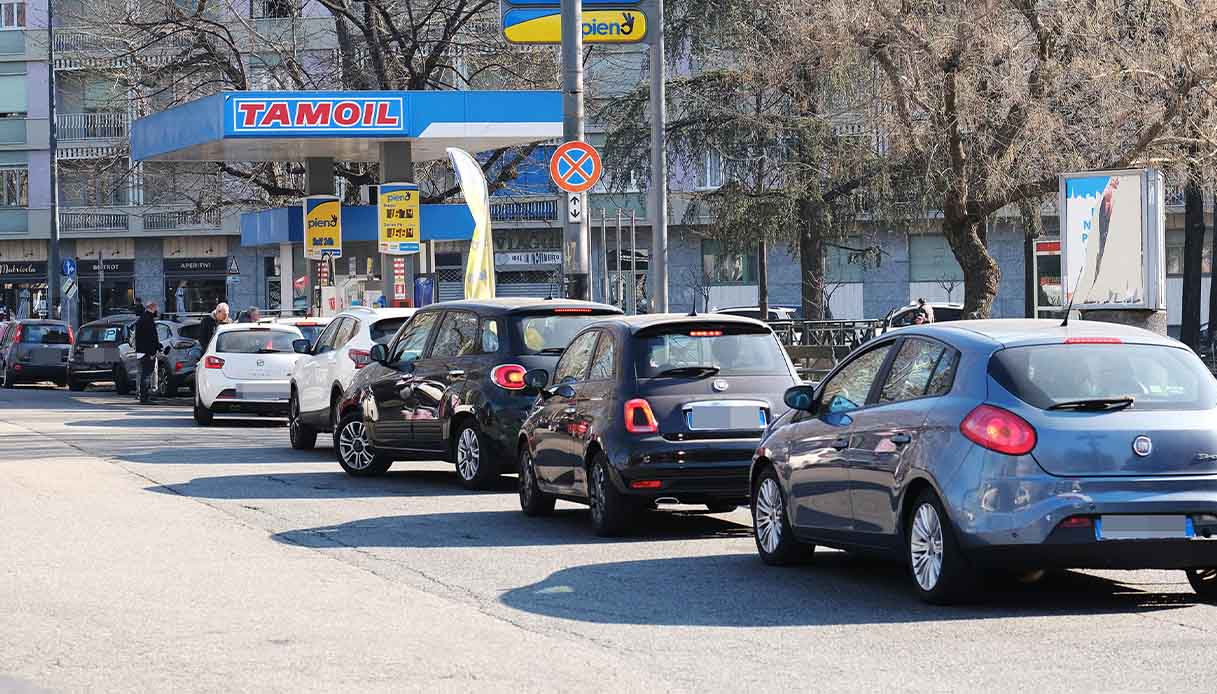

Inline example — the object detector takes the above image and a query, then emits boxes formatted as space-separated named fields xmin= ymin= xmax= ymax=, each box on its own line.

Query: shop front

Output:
xmin=0 ymin=261 xmax=48 ymax=319
xmin=165 ymin=258 xmax=229 ymax=316
xmin=78 ymin=258 xmax=136 ymax=323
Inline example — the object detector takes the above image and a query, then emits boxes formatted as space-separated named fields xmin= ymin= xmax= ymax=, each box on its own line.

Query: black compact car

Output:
xmin=515 ymin=314 xmax=800 ymax=535
xmin=0 ymin=319 xmax=74 ymax=387
xmin=68 ymin=314 xmax=137 ymax=391
xmin=333 ymin=298 xmax=624 ymax=489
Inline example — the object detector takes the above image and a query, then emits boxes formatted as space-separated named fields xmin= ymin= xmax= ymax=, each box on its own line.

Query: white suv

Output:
xmin=288 ymin=306 xmax=416 ymax=449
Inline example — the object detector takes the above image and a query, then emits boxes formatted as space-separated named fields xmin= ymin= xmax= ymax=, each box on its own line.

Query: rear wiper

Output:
xmin=256 ymin=348 xmax=284 ymax=354
xmin=537 ymin=347 xmax=566 ymax=354
xmin=1048 ymin=396 xmax=1135 ymax=411
xmin=653 ymin=365 xmax=721 ymax=378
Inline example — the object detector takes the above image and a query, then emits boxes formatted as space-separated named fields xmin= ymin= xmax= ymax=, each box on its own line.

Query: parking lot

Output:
xmin=3 ymin=383 xmax=1217 ymax=692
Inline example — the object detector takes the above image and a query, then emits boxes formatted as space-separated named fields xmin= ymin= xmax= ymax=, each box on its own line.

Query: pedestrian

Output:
xmin=246 ymin=306 xmax=261 ymax=323
xmin=134 ymin=300 xmax=160 ymax=404
xmin=916 ymin=297 xmax=935 ymax=323
xmin=197 ymin=302 xmax=229 ymax=353
xmin=175 ymin=281 xmax=188 ymax=316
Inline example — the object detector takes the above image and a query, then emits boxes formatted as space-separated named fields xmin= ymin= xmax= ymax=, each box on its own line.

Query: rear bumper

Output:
xmin=969 ymin=532 xmax=1217 ymax=570
xmin=67 ymin=364 xmax=116 ymax=380
xmin=614 ymin=438 xmax=760 ymax=504
xmin=11 ymin=364 xmax=67 ymax=382
xmin=208 ymin=399 xmax=289 ymax=416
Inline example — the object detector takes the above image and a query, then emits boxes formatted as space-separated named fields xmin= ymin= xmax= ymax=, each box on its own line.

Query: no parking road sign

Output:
xmin=550 ymin=141 xmax=603 ymax=194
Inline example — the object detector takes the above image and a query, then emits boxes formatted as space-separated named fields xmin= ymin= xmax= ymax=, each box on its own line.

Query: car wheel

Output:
xmin=114 ymin=366 xmax=130 ymax=395
xmin=906 ymin=490 xmax=977 ymax=605
xmin=453 ymin=422 xmax=497 ymax=490
xmin=518 ymin=447 xmax=555 ymax=517
xmin=193 ymin=392 xmax=213 ymax=426
xmin=335 ymin=414 xmax=392 ymax=476
xmin=752 ymin=466 xmax=813 ymax=565
xmin=156 ymin=362 xmax=173 ymax=398
xmin=2 ymin=368 xmax=15 ymax=388
xmin=588 ymin=453 xmax=631 ymax=536
xmin=1186 ymin=569 xmax=1217 ymax=602
xmin=706 ymin=503 xmax=737 ymax=514
xmin=68 ymin=378 xmax=86 ymax=392
xmin=289 ymin=391 xmax=317 ymax=450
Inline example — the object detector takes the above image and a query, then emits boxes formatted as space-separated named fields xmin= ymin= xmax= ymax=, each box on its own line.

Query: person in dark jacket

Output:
xmin=134 ymin=300 xmax=160 ymax=403
xmin=196 ymin=302 xmax=230 ymax=355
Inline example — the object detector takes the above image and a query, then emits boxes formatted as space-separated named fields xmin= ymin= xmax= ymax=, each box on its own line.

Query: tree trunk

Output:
xmin=799 ymin=201 xmax=828 ymax=320
xmin=943 ymin=212 xmax=1000 ymax=318
xmin=1181 ymin=165 xmax=1204 ymax=350
xmin=757 ymin=239 xmax=769 ymax=320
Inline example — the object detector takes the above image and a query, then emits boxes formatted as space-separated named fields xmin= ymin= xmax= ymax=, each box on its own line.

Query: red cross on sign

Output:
xmin=550 ymin=141 xmax=603 ymax=194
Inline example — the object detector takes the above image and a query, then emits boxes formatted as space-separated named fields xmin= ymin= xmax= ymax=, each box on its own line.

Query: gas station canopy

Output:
xmin=131 ymin=90 xmax=563 ymax=162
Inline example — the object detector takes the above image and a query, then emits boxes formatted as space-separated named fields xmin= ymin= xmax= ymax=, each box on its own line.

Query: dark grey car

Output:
xmin=0 ymin=319 xmax=72 ymax=387
xmin=118 ymin=319 xmax=203 ymax=397
xmin=751 ymin=319 xmax=1217 ymax=604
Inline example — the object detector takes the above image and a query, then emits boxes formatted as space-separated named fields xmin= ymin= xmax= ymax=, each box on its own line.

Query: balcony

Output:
xmin=144 ymin=208 xmax=222 ymax=231
xmin=58 ymin=206 xmax=227 ymax=237
xmin=57 ymin=112 xmax=128 ymax=141
xmin=61 ymin=210 xmax=129 ymax=233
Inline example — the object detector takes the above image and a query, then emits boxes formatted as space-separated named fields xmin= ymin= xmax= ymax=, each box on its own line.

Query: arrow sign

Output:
xmin=567 ymin=193 xmax=583 ymax=223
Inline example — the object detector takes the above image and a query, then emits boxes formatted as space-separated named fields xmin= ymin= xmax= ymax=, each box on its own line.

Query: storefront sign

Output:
xmin=164 ymin=258 xmax=226 ymax=275
xmin=227 ymin=95 xmax=407 ymax=136
xmin=502 ymin=8 xmax=647 ymax=44
xmin=80 ymin=259 xmax=135 ymax=277
xmin=304 ymin=195 xmax=343 ymax=260
xmin=0 ymin=261 xmax=46 ymax=279
xmin=494 ymin=229 xmax=561 ymax=252
xmin=378 ymin=182 xmax=421 ymax=255
xmin=495 ymin=250 xmax=561 ymax=267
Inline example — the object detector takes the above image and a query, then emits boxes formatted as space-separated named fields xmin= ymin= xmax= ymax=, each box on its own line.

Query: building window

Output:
xmin=0 ymin=167 xmax=27 ymax=207
xmin=253 ymin=0 xmax=296 ymax=18
xmin=909 ymin=234 xmax=964 ymax=282
xmin=825 ymin=243 xmax=864 ymax=283
xmin=702 ymin=239 xmax=757 ymax=284
xmin=698 ymin=150 xmax=724 ymax=190
xmin=0 ymin=2 xmax=25 ymax=29
xmin=1166 ymin=230 xmax=1212 ymax=275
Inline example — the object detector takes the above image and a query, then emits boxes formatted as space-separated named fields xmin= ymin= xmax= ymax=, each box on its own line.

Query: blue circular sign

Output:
xmin=61 ymin=258 xmax=76 ymax=277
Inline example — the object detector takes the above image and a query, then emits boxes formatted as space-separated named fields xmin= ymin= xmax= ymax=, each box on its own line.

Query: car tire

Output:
xmin=588 ymin=453 xmax=631 ymax=537
xmin=706 ymin=503 xmax=737 ymax=514
xmin=751 ymin=466 xmax=813 ymax=565
xmin=2 ymin=365 xmax=14 ymax=388
xmin=289 ymin=390 xmax=317 ymax=451
xmin=156 ymin=362 xmax=174 ymax=398
xmin=906 ymin=490 xmax=978 ymax=605
xmin=453 ymin=422 xmax=497 ymax=490
xmin=1186 ymin=569 xmax=1217 ymax=602
xmin=335 ymin=414 xmax=392 ymax=476
xmin=518 ymin=446 xmax=556 ymax=517
xmin=68 ymin=378 xmax=86 ymax=392
xmin=193 ymin=392 xmax=213 ymax=426
xmin=114 ymin=366 xmax=130 ymax=395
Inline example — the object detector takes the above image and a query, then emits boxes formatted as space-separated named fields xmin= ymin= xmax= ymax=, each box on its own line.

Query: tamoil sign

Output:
xmin=227 ymin=95 xmax=407 ymax=136
xmin=304 ymin=195 xmax=342 ymax=260
xmin=379 ymin=183 xmax=421 ymax=255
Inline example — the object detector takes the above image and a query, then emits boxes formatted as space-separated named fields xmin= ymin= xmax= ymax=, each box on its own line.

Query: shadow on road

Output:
xmin=498 ymin=553 xmax=1199 ymax=626
xmin=66 ymin=416 xmax=284 ymax=429
xmin=144 ymin=469 xmax=510 ymax=498
xmin=272 ymin=508 xmax=751 ymax=550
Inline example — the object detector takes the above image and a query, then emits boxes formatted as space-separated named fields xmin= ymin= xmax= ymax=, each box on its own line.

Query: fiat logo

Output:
xmin=712 ymin=379 xmax=729 ymax=392
xmin=1132 ymin=436 xmax=1153 ymax=457
xmin=256 ymin=359 xmax=265 ymax=367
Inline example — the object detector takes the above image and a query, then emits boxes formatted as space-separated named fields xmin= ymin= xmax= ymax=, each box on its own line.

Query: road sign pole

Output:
xmin=648 ymin=0 xmax=668 ymax=313
xmin=615 ymin=209 xmax=623 ymax=309
xmin=561 ymin=0 xmax=589 ymax=300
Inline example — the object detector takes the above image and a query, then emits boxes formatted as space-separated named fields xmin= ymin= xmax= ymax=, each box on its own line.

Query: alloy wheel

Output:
xmin=519 ymin=451 xmax=536 ymax=506
xmin=456 ymin=428 xmax=480 ymax=481
xmin=589 ymin=463 xmax=607 ymax=526
xmin=338 ymin=420 xmax=375 ymax=470
xmin=289 ymin=394 xmax=302 ymax=439
xmin=910 ymin=503 xmax=945 ymax=591
xmin=753 ymin=478 xmax=785 ymax=555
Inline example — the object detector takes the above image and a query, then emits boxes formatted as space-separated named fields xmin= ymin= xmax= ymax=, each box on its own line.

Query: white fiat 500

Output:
xmin=194 ymin=323 xmax=305 ymax=426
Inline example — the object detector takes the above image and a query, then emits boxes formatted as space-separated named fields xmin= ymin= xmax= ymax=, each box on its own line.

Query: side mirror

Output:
xmin=369 ymin=343 xmax=389 ymax=364
xmin=292 ymin=339 xmax=312 ymax=355
xmin=554 ymin=383 xmax=577 ymax=400
xmin=783 ymin=384 xmax=818 ymax=413
xmin=523 ymin=368 xmax=549 ymax=393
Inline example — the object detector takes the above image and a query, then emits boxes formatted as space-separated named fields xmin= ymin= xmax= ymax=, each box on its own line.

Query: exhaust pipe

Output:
xmin=654 ymin=497 xmax=681 ymax=505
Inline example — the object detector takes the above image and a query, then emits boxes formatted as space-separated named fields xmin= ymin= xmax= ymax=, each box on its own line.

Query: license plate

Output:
xmin=685 ymin=403 xmax=766 ymax=431
xmin=1096 ymin=515 xmax=1192 ymax=540
xmin=237 ymin=384 xmax=287 ymax=400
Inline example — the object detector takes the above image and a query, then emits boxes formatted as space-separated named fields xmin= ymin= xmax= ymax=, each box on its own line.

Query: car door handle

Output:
xmin=832 ymin=437 xmax=850 ymax=450
xmin=890 ymin=432 xmax=912 ymax=445
xmin=447 ymin=369 xmax=465 ymax=379
xmin=563 ymin=406 xmax=577 ymax=414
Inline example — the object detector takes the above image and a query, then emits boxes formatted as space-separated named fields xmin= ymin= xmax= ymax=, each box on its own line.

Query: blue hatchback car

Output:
xmin=750 ymin=319 xmax=1217 ymax=603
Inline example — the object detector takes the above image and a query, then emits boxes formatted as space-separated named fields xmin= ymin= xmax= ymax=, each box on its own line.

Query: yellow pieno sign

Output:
xmin=303 ymin=195 xmax=341 ymax=260
xmin=502 ymin=8 xmax=647 ymax=44
xmin=378 ymin=183 xmax=421 ymax=255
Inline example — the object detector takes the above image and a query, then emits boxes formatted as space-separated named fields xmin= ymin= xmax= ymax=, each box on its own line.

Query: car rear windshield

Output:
xmin=989 ymin=343 xmax=1217 ymax=411
xmin=177 ymin=323 xmax=201 ymax=340
xmin=215 ymin=330 xmax=298 ymax=354
xmin=371 ymin=318 xmax=408 ymax=345
xmin=634 ymin=324 xmax=790 ymax=378
xmin=293 ymin=323 xmax=326 ymax=344
xmin=515 ymin=312 xmax=616 ymax=354
xmin=78 ymin=325 xmax=123 ymax=344
xmin=22 ymin=323 xmax=71 ymax=344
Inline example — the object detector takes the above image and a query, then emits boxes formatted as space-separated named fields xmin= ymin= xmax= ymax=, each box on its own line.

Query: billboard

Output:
xmin=303 ymin=195 xmax=342 ymax=260
xmin=1059 ymin=168 xmax=1165 ymax=310
xmin=378 ymin=183 xmax=421 ymax=255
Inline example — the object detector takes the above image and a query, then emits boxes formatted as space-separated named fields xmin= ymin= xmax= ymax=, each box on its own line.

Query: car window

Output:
xmin=879 ymin=338 xmax=955 ymax=404
xmin=588 ymin=333 xmax=615 ymax=381
xmin=818 ymin=343 xmax=894 ymax=414
xmin=178 ymin=323 xmax=201 ymax=340
xmin=926 ymin=349 xmax=959 ymax=396
xmin=336 ymin=318 xmax=360 ymax=348
xmin=314 ymin=318 xmax=346 ymax=354
xmin=156 ymin=324 xmax=172 ymax=341
xmin=634 ymin=324 xmax=788 ymax=378
xmin=370 ymin=318 xmax=408 ymax=345
xmin=21 ymin=324 xmax=72 ymax=345
xmin=514 ymin=311 xmax=618 ymax=354
xmin=215 ymin=330 xmax=298 ymax=354
xmin=430 ymin=311 xmax=481 ymax=359
xmin=390 ymin=311 xmax=438 ymax=365
xmin=554 ymin=331 xmax=599 ymax=383
xmin=79 ymin=325 xmax=123 ymax=344
xmin=481 ymin=319 xmax=500 ymax=353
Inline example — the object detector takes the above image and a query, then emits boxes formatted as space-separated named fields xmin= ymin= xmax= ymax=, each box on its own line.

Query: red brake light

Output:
xmin=689 ymin=330 xmax=722 ymax=337
xmin=1064 ymin=337 xmax=1122 ymax=344
xmin=67 ymin=326 xmax=74 ymax=345
xmin=960 ymin=404 xmax=1036 ymax=456
xmin=204 ymin=355 xmax=225 ymax=369
xmin=1059 ymin=516 xmax=1093 ymax=529
xmin=12 ymin=324 xmax=21 ymax=343
xmin=553 ymin=308 xmax=593 ymax=313
xmin=630 ymin=480 xmax=663 ymax=489
xmin=349 ymin=348 xmax=371 ymax=369
xmin=175 ymin=361 xmax=185 ymax=371
xmin=624 ymin=398 xmax=659 ymax=434
xmin=491 ymin=364 xmax=527 ymax=390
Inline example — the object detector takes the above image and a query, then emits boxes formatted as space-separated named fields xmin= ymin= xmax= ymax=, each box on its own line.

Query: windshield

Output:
xmin=634 ymin=325 xmax=790 ymax=378
xmin=178 ymin=323 xmax=201 ymax=340
xmin=990 ymin=343 xmax=1217 ymax=411
xmin=293 ymin=324 xmax=326 ymax=344
xmin=215 ymin=330 xmax=298 ymax=354
xmin=22 ymin=324 xmax=71 ymax=344
xmin=514 ymin=313 xmax=615 ymax=354
xmin=371 ymin=318 xmax=408 ymax=345
xmin=79 ymin=325 xmax=123 ymax=344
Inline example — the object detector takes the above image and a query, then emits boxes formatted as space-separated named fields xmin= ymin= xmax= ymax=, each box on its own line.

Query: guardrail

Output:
xmin=490 ymin=198 xmax=557 ymax=222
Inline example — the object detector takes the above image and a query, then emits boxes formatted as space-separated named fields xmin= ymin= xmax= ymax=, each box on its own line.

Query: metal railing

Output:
xmin=53 ymin=30 xmax=128 ymax=53
xmin=770 ymin=319 xmax=885 ymax=348
xmin=57 ymin=112 xmax=128 ymax=140
xmin=144 ymin=208 xmax=222 ymax=230
xmin=490 ymin=198 xmax=557 ymax=223
xmin=61 ymin=210 xmax=130 ymax=231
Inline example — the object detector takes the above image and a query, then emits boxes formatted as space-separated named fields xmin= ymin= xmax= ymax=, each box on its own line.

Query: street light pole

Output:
xmin=648 ymin=0 xmax=667 ymax=312
xmin=560 ymin=0 xmax=589 ymax=300
xmin=46 ymin=0 xmax=60 ymax=317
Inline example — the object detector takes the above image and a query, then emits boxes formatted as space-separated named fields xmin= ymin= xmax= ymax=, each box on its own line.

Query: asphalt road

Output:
xmin=2 ymin=385 xmax=1217 ymax=693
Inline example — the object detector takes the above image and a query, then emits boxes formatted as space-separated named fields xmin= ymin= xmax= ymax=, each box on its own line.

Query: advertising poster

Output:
xmin=304 ymin=195 xmax=342 ymax=260
xmin=1062 ymin=172 xmax=1145 ymax=307
xmin=378 ymin=183 xmax=420 ymax=255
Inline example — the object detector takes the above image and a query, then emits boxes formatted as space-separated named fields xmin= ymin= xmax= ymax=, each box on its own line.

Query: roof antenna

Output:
xmin=1061 ymin=252 xmax=1093 ymax=327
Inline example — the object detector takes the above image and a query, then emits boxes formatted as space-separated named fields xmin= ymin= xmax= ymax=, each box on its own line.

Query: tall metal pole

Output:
xmin=615 ymin=209 xmax=622 ymax=309
xmin=648 ymin=0 xmax=667 ymax=313
xmin=46 ymin=0 xmax=60 ymax=317
xmin=560 ymin=0 xmax=589 ymax=300
xmin=629 ymin=209 xmax=637 ymax=315
xmin=599 ymin=209 xmax=608 ymax=303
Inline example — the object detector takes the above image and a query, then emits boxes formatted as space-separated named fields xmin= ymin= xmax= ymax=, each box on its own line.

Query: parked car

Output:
xmin=67 ymin=314 xmax=137 ymax=391
xmin=288 ymin=307 xmax=416 ymax=448
xmin=118 ymin=319 xmax=203 ymax=398
xmin=883 ymin=302 xmax=963 ymax=330
xmin=750 ymin=318 xmax=1217 ymax=604
xmin=517 ymin=314 xmax=800 ymax=535
xmin=333 ymin=298 xmax=624 ymax=488
xmin=193 ymin=323 xmax=305 ymax=425
xmin=0 ymin=319 xmax=73 ymax=387
xmin=259 ymin=316 xmax=333 ymax=348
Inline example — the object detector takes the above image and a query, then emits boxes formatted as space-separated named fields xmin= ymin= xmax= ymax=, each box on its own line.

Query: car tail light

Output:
xmin=67 ymin=326 xmax=74 ymax=345
xmin=624 ymin=398 xmax=659 ymax=434
xmin=204 ymin=355 xmax=225 ymax=369
xmin=491 ymin=364 xmax=527 ymax=390
xmin=689 ymin=330 xmax=722 ymax=337
xmin=1064 ymin=337 xmax=1122 ymax=344
xmin=175 ymin=361 xmax=185 ymax=371
xmin=630 ymin=480 xmax=663 ymax=489
xmin=553 ymin=308 xmax=593 ymax=313
xmin=960 ymin=404 xmax=1036 ymax=456
xmin=11 ymin=324 xmax=21 ymax=343
xmin=1058 ymin=516 xmax=1093 ymax=529
xmin=349 ymin=349 xmax=371 ymax=369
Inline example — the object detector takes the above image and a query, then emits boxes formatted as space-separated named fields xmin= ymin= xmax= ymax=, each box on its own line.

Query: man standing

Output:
xmin=197 ymin=302 xmax=229 ymax=354
xmin=134 ymin=300 xmax=160 ymax=404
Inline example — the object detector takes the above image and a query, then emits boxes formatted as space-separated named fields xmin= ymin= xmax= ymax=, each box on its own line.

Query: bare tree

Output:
xmin=935 ymin=275 xmax=960 ymax=303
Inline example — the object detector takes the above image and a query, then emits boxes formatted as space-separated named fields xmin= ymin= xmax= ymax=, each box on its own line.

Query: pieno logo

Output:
xmin=583 ymin=12 xmax=636 ymax=37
